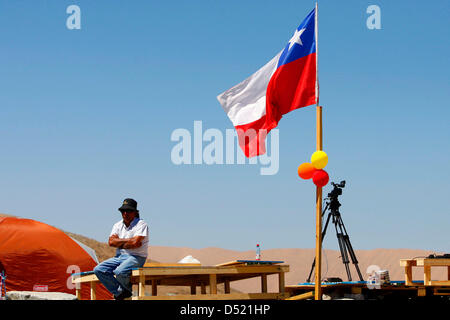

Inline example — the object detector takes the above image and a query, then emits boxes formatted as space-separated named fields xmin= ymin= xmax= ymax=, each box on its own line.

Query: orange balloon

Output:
xmin=298 ymin=163 xmax=316 ymax=179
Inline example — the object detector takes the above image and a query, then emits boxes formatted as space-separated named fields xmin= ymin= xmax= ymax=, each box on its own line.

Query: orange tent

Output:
xmin=0 ymin=217 xmax=112 ymax=300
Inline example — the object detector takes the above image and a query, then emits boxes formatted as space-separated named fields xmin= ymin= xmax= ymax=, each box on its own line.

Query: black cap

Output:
xmin=118 ymin=198 xmax=139 ymax=213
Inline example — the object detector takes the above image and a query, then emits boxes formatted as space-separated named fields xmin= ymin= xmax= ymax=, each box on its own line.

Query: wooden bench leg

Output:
xmin=201 ymin=282 xmax=206 ymax=294
xmin=90 ymin=282 xmax=97 ymax=300
xmin=138 ymin=274 xmax=146 ymax=299
xmin=278 ymin=272 xmax=285 ymax=294
xmin=261 ymin=274 xmax=268 ymax=293
xmin=209 ymin=274 xmax=217 ymax=294
xmin=224 ymin=279 xmax=230 ymax=294
xmin=190 ymin=283 xmax=196 ymax=295
xmin=424 ymin=266 xmax=431 ymax=286
xmin=405 ymin=265 xmax=413 ymax=286
xmin=76 ymin=288 xmax=82 ymax=300
xmin=151 ymin=280 xmax=158 ymax=296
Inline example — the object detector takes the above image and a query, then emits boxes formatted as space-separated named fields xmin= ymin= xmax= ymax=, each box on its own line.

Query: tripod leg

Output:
xmin=306 ymin=258 xmax=316 ymax=283
xmin=337 ymin=215 xmax=364 ymax=281
xmin=337 ymin=232 xmax=352 ymax=281
xmin=306 ymin=207 xmax=332 ymax=282
xmin=343 ymin=235 xmax=364 ymax=281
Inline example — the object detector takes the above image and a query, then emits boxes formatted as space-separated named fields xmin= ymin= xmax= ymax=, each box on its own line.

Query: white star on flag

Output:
xmin=287 ymin=28 xmax=306 ymax=50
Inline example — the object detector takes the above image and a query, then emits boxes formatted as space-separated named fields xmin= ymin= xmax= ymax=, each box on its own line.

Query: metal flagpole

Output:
xmin=314 ymin=1 xmax=323 ymax=301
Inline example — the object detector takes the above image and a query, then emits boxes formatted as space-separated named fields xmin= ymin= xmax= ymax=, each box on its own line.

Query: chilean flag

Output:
xmin=217 ymin=8 xmax=317 ymax=157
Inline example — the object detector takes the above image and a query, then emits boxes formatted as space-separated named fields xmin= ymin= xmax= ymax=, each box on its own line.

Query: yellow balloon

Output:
xmin=311 ymin=151 xmax=328 ymax=169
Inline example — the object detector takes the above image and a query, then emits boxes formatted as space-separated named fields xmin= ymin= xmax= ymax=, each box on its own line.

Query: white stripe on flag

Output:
xmin=217 ymin=51 xmax=282 ymax=126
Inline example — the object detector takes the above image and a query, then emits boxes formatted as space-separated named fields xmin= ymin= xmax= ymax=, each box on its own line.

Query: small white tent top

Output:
xmin=178 ymin=255 xmax=201 ymax=264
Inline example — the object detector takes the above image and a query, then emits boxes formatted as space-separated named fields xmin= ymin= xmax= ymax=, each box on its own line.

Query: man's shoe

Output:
xmin=114 ymin=289 xmax=133 ymax=300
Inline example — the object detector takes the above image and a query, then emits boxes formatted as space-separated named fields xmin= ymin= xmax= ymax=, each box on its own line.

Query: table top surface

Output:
xmin=131 ymin=263 xmax=289 ymax=276
xmin=400 ymin=258 xmax=450 ymax=266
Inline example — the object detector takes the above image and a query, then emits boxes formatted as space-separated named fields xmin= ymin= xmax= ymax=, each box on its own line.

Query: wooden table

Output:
xmin=400 ymin=258 xmax=450 ymax=286
xmin=72 ymin=261 xmax=289 ymax=300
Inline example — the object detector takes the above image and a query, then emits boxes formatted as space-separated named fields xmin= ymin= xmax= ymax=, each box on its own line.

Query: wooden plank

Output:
xmin=429 ymin=281 xmax=450 ymax=286
xmin=400 ymin=259 xmax=417 ymax=267
xmin=285 ymin=291 xmax=314 ymax=301
xmin=448 ymin=266 xmax=450 ymax=281
xmin=237 ymin=260 xmax=284 ymax=265
xmin=232 ymin=266 xmax=287 ymax=275
xmin=416 ymin=258 xmax=450 ymax=266
xmin=90 ymin=282 xmax=96 ymax=300
xmin=72 ymin=274 xmax=99 ymax=283
xmin=215 ymin=261 xmax=246 ymax=267
xmin=261 ymin=274 xmax=268 ymax=293
xmin=216 ymin=260 xmax=284 ymax=267
xmin=209 ymin=274 xmax=217 ymax=294
xmin=133 ymin=293 xmax=286 ymax=300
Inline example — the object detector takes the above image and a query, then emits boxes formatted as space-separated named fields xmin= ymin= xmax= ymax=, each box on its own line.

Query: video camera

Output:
xmin=328 ymin=180 xmax=346 ymax=199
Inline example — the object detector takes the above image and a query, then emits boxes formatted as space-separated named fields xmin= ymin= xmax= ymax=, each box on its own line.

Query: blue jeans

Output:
xmin=93 ymin=253 xmax=147 ymax=296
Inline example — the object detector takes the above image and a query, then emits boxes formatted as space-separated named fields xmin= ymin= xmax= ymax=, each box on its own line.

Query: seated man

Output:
xmin=94 ymin=198 xmax=149 ymax=300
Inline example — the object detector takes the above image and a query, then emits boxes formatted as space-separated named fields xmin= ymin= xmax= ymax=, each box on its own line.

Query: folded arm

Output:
xmin=109 ymin=234 xmax=145 ymax=249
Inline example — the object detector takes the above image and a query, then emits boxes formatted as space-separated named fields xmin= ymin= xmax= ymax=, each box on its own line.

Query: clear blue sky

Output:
xmin=0 ymin=1 xmax=449 ymax=253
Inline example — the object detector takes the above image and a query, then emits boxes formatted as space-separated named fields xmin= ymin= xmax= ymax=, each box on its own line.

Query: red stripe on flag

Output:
xmin=235 ymin=116 xmax=269 ymax=157
xmin=266 ymin=52 xmax=317 ymax=129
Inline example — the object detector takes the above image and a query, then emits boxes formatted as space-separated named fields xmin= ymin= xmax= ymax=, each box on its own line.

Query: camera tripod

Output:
xmin=306 ymin=181 xmax=363 ymax=282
